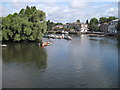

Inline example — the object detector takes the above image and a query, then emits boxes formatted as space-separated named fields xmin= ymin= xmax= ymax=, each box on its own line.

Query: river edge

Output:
xmin=1 ymin=33 xmax=118 ymax=45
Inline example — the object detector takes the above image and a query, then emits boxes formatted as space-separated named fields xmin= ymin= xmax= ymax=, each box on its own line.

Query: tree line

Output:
xmin=46 ymin=17 xmax=118 ymax=32
xmin=88 ymin=16 xmax=118 ymax=31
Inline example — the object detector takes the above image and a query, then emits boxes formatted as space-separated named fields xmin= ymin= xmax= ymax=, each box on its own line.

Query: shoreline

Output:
xmin=2 ymin=33 xmax=117 ymax=44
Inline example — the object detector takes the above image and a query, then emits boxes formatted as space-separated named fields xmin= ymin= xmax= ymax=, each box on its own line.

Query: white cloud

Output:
xmin=63 ymin=9 xmax=69 ymax=13
xmin=70 ymin=1 xmax=87 ymax=8
xmin=0 ymin=0 xmax=120 ymax=2
xmin=0 ymin=1 xmax=118 ymax=23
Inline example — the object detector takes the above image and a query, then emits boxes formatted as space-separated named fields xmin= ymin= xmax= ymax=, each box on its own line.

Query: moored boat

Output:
xmin=39 ymin=41 xmax=53 ymax=48
xmin=0 ymin=44 xmax=7 ymax=47
xmin=66 ymin=36 xmax=72 ymax=40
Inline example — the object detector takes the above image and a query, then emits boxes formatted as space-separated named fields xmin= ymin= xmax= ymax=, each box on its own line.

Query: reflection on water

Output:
xmin=2 ymin=43 xmax=47 ymax=69
xmin=2 ymin=34 xmax=118 ymax=88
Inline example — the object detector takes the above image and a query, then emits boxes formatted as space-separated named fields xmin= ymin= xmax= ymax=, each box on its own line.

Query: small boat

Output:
xmin=1 ymin=44 xmax=7 ymax=47
xmin=62 ymin=31 xmax=68 ymax=34
xmin=41 ymin=41 xmax=53 ymax=47
xmin=67 ymin=36 xmax=72 ymax=40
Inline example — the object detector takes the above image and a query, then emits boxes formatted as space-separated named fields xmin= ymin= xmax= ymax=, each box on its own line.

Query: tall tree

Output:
xmin=86 ymin=20 xmax=89 ymax=24
xmin=2 ymin=6 xmax=47 ymax=42
xmin=89 ymin=18 xmax=99 ymax=31
xmin=90 ymin=17 xmax=98 ymax=25
xmin=76 ymin=19 xmax=80 ymax=23
xmin=99 ymin=17 xmax=107 ymax=24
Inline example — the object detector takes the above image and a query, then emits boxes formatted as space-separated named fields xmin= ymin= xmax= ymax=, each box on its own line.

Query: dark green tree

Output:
xmin=89 ymin=18 xmax=99 ymax=31
xmin=89 ymin=24 xmax=99 ymax=31
xmin=99 ymin=17 xmax=107 ymax=24
xmin=86 ymin=20 xmax=89 ymax=24
xmin=90 ymin=17 xmax=98 ymax=25
xmin=19 ymin=9 xmax=25 ymax=14
xmin=76 ymin=19 xmax=80 ymax=23
xmin=107 ymin=16 xmax=117 ymax=22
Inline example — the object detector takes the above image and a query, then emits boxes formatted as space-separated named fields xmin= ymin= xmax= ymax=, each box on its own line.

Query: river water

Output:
xmin=2 ymin=34 xmax=118 ymax=88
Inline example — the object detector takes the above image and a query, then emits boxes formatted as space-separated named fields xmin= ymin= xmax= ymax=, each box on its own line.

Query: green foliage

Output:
xmin=19 ymin=9 xmax=25 ymax=14
xmin=90 ymin=17 xmax=98 ymax=25
xmin=2 ymin=6 xmax=47 ymax=42
xmin=89 ymin=24 xmax=99 ymax=31
xmin=46 ymin=20 xmax=55 ymax=31
xmin=0 ymin=32 xmax=1 ymax=41
xmin=86 ymin=20 xmax=89 ymax=24
xmin=2 ymin=29 xmax=9 ymax=40
xmin=107 ymin=16 xmax=117 ymax=22
xmin=76 ymin=19 xmax=80 ymax=23
xmin=55 ymin=22 xmax=63 ymax=26
xmin=14 ymin=34 xmax=21 ymax=41
xmin=89 ymin=18 xmax=99 ymax=31
xmin=46 ymin=20 xmax=63 ymax=31
xmin=99 ymin=17 xmax=107 ymax=24
xmin=99 ymin=16 xmax=117 ymax=24
xmin=24 ymin=27 xmax=32 ymax=35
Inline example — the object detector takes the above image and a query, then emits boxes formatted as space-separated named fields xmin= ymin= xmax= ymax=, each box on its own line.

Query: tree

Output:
xmin=12 ymin=13 xmax=18 ymax=17
xmin=7 ymin=14 xmax=13 ymax=18
xmin=89 ymin=18 xmax=99 ymax=31
xmin=107 ymin=16 xmax=117 ymax=22
xmin=89 ymin=24 xmax=99 ymax=31
xmin=19 ymin=9 xmax=25 ymax=14
xmin=90 ymin=18 xmax=98 ymax=25
xmin=14 ymin=34 xmax=21 ymax=41
xmin=99 ymin=17 xmax=107 ymax=24
xmin=55 ymin=22 xmax=63 ymax=26
xmin=2 ymin=6 xmax=47 ymax=42
xmin=46 ymin=20 xmax=51 ymax=31
xmin=86 ymin=20 xmax=89 ymax=24
xmin=76 ymin=19 xmax=80 ymax=23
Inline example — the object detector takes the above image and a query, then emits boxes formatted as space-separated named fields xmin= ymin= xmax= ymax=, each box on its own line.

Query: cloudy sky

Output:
xmin=0 ymin=0 xmax=119 ymax=23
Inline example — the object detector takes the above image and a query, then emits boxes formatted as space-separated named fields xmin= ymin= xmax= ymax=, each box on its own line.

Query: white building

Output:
xmin=80 ymin=23 xmax=88 ymax=32
xmin=108 ymin=19 xmax=118 ymax=34
xmin=64 ymin=22 xmax=88 ymax=33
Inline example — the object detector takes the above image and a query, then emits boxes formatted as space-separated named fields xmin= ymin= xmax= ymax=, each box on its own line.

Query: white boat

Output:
xmin=67 ymin=36 xmax=72 ymax=40
xmin=62 ymin=31 xmax=68 ymax=34
xmin=1 ymin=44 xmax=7 ymax=47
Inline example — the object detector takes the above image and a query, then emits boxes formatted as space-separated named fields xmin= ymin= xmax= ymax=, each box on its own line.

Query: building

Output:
xmin=64 ymin=22 xmax=88 ymax=32
xmin=52 ymin=25 xmax=63 ymax=30
xmin=108 ymin=19 xmax=118 ymax=34
xmin=99 ymin=23 xmax=109 ymax=34
xmin=64 ymin=22 xmax=81 ymax=30
xmin=80 ymin=23 xmax=88 ymax=32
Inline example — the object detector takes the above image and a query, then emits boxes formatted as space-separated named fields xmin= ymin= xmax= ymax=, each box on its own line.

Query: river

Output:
xmin=2 ymin=34 xmax=118 ymax=88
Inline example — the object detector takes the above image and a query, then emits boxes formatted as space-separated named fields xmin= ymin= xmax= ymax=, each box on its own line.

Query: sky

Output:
xmin=0 ymin=0 xmax=119 ymax=24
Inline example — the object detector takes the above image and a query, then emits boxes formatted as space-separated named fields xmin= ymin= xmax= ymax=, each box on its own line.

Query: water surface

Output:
xmin=2 ymin=34 xmax=118 ymax=88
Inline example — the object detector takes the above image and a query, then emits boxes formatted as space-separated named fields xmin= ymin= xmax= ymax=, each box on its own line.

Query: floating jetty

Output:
xmin=43 ymin=34 xmax=72 ymax=40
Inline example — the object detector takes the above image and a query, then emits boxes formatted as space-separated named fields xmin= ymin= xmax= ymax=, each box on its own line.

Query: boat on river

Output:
xmin=61 ymin=31 xmax=68 ymax=34
xmin=0 ymin=44 xmax=7 ymax=47
xmin=67 ymin=36 xmax=72 ymax=40
xmin=42 ymin=41 xmax=53 ymax=47
xmin=64 ymin=36 xmax=72 ymax=40
xmin=38 ymin=41 xmax=53 ymax=47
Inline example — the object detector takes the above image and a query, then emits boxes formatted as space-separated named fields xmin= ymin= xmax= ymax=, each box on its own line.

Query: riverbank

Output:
xmin=2 ymin=31 xmax=118 ymax=44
